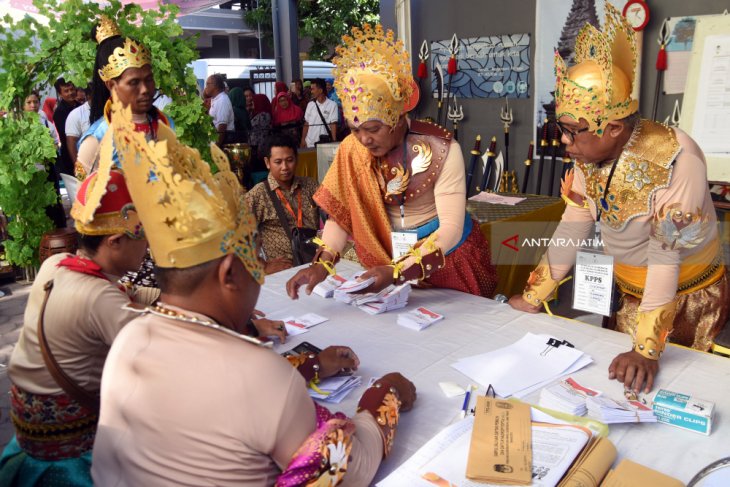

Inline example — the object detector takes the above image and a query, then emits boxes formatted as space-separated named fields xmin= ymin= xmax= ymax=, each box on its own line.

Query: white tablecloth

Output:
xmin=261 ymin=262 xmax=730 ymax=484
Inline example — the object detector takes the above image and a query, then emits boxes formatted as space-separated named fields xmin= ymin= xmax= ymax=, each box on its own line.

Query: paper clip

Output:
xmin=540 ymin=338 xmax=562 ymax=356
xmin=485 ymin=384 xmax=496 ymax=398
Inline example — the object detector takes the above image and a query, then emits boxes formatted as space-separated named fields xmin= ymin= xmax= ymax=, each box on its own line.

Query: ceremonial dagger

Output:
xmin=434 ymin=64 xmax=444 ymax=124
xmin=500 ymin=98 xmax=513 ymax=172
xmin=548 ymin=122 xmax=560 ymax=196
xmin=465 ymin=135 xmax=482 ymax=197
xmin=535 ymin=120 xmax=549 ymax=195
xmin=478 ymin=136 xmax=497 ymax=193
xmin=521 ymin=141 xmax=534 ymax=194
xmin=416 ymin=40 xmax=429 ymax=119
xmin=442 ymin=33 xmax=459 ymax=127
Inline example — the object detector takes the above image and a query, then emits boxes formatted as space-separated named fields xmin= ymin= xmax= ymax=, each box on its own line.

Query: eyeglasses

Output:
xmin=556 ymin=121 xmax=589 ymax=144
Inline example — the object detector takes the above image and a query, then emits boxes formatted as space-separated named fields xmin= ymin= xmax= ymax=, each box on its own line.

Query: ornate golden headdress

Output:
xmin=554 ymin=3 xmax=638 ymax=136
xmin=108 ymin=95 xmax=263 ymax=284
xmin=71 ymin=168 xmax=143 ymax=239
xmin=95 ymin=15 xmax=122 ymax=44
xmin=96 ymin=16 xmax=152 ymax=82
xmin=333 ymin=24 xmax=413 ymax=128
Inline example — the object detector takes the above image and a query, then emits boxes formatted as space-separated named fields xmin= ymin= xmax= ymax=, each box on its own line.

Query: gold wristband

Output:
xmin=561 ymin=193 xmax=588 ymax=209
xmin=522 ymin=256 xmax=560 ymax=306
xmin=633 ymin=300 xmax=677 ymax=360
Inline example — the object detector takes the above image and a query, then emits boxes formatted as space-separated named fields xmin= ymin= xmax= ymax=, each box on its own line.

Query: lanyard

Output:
xmin=275 ymin=186 xmax=303 ymax=228
xmin=396 ymin=132 xmax=410 ymax=228
xmin=596 ymin=157 xmax=620 ymax=223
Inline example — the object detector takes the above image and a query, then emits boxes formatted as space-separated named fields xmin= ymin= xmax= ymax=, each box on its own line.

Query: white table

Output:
xmin=261 ymin=262 xmax=730 ymax=484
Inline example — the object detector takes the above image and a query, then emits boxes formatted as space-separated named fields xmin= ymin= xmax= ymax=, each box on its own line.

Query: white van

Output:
xmin=192 ymin=58 xmax=335 ymax=99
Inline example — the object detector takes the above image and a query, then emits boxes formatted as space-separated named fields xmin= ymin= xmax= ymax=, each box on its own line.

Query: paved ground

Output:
xmin=0 ymin=279 xmax=32 ymax=448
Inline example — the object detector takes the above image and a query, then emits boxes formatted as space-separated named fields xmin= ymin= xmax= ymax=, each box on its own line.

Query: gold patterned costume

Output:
xmin=312 ymin=24 xmax=498 ymax=297
xmin=522 ymin=4 xmax=728 ymax=358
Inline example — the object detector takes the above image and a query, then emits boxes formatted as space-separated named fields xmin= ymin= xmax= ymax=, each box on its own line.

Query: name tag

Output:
xmin=572 ymin=249 xmax=614 ymax=317
xmin=391 ymin=231 xmax=418 ymax=259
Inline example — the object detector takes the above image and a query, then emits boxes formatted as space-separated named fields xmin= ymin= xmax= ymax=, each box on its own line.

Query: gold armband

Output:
xmin=391 ymin=234 xmax=445 ymax=283
xmin=633 ymin=300 xmax=677 ymax=360
xmin=74 ymin=161 xmax=87 ymax=181
xmin=311 ymin=237 xmax=340 ymax=276
xmin=522 ymin=256 xmax=560 ymax=306
xmin=561 ymin=193 xmax=588 ymax=209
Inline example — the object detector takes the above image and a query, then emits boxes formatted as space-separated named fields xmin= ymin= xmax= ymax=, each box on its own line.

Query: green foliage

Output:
xmin=0 ymin=114 xmax=59 ymax=265
xmin=0 ymin=0 xmax=215 ymax=265
xmin=244 ymin=0 xmax=380 ymax=60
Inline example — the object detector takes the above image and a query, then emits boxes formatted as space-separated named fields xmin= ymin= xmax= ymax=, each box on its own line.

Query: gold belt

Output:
xmin=615 ymin=245 xmax=724 ymax=298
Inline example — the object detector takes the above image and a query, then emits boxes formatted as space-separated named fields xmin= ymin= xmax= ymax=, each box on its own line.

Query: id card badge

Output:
xmin=391 ymin=230 xmax=418 ymax=259
xmin=572 ymin=248 xmax=614 ymax=316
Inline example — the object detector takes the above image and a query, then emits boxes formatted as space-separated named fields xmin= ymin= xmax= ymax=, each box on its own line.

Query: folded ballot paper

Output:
xmin=452 ymin=333 xmax=593 ymax=398
xmin=539 ymin=378 xmax=602 ymax=416
xmin=397 ymin=307 xmax=444 ymax=331
xmin=332 ymin=272 xmax=412 ymax=314
xmin=308 ymin=375 xmax=362 ymax=404
xmin=312 ymin=274 xmax=347 ymax=298
xmin=333 ymin=272 xmax=375 ymax=303
xmin=585 ymin=395 xmax=656 ymax=424
xmin=358 ymin=284 xmax=411 ymax=315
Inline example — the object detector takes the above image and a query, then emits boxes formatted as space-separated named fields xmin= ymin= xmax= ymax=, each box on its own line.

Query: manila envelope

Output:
xmin=466 ymin=397 xmax=532 ymax=484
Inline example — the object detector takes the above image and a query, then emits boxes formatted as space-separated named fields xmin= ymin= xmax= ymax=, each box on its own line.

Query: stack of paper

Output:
xmin=279 ymin=313 xmax=328 ymax=337
xmin=451 ymin=333 xmax=593 ymax=398
xmin=378 ymin=415 xmax=592 ymax=487
xmin=358 ymin=283 xmax=411 ymax=315
xmin=539 ymin=378 xmax=601 ymax=416
xmin=309 ymin=375 xmax=362 ymax=404
xmin=333 ymin=272 xmax=375 ymax=304
xmin=312 ymin=274 xmax=347 ymax=298
xmin=397 ymin=307 xmax=444 ymax=331
xmin=586 ymin=395 xmax=657 ymax=423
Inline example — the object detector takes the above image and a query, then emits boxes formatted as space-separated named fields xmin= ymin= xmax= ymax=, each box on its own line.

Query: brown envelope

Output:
xmin=601 ymin=459 xmax=685 ymax=487
xmin=466 ymin=397 xmax=532 ymax=484
xmin=559 ymin=436 xmax=617 ymax=487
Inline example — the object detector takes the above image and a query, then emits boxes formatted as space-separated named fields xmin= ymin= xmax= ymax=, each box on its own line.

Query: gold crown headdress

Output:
xmin=554 ymin=3 xmax=638 ymax=136
xmin=96 ymin=16 xmax=152 ymax=82
xmin=95 ymin=15 xmax=122 ymax=44
xmin=333 ymin=24 xmax=413 ymax=128
xmin=108 ymin=94 xmax=263 ymax=284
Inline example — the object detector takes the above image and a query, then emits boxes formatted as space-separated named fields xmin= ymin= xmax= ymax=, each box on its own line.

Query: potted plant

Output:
xmin=0 ymin=0 xmax=215 ymax=272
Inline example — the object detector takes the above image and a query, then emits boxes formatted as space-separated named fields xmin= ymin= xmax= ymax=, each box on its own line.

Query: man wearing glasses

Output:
xmin=509 ymin=4 xmax=727 ymax=394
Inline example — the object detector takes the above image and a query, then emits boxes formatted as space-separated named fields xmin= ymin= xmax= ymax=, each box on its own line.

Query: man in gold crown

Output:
xmin=510 ymin=4 xmax=727 ymax=393
xmin=91 ymin=97 xmax=417 ymax=486
xmin=0 ymin=167 xmax=155 ymax=486
xmin=75 ymin=15 xmax=173 ymax=183
xmin=74 ymin=15 xmax=174 ymax=288
xmin=286 ymin=24 xmax=497 ymax=300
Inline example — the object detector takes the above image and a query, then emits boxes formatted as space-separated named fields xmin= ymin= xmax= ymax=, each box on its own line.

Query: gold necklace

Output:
xmin=148 ymin=304 xmax=272 ymax=348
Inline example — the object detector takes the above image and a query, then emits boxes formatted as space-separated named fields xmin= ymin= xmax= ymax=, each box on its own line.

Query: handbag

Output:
xmin=314 ymin=101 xmax=334 ymax=144
xmin=264 ymin=179 xmax=318 ymax=266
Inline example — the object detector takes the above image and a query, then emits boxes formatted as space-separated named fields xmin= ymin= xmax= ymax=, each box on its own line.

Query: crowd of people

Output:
xmin=1 ymin=5 xmax=727 ymax=487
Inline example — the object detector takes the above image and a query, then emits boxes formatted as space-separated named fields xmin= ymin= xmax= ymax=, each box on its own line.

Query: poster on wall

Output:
xmin=430 ymin=34 xmax=531 ymax=99
xmin=533 ymin=0 xmax=628 ymax=132
xmin=664 ymin=16 xmax=697 ymax=95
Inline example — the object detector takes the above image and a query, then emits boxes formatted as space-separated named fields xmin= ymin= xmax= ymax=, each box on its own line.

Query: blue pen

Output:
xmin=461 ymin=388 xmax=472 ymax=418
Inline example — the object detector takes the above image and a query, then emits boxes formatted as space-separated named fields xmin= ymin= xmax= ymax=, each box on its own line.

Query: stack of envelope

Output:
xmin=586 ymin=395 xmax=657 ymax=423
